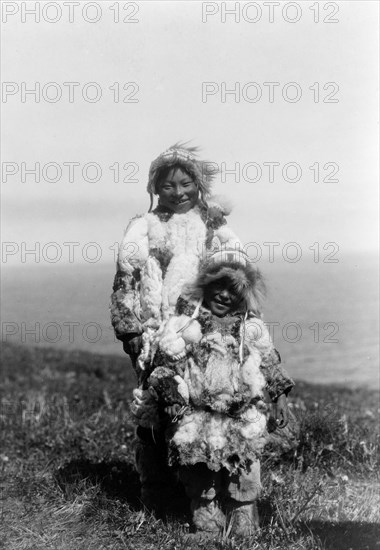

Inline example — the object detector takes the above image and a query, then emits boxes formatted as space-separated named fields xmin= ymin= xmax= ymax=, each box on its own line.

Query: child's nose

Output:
xmin=173 ymin=185 xmax=185 ymax=197
xmin=218 ymin=289 xmax=230 ymax=301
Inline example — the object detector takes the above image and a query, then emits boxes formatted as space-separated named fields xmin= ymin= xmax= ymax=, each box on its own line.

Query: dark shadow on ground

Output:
xmin=55 ymin=460 xmax=141 ymax=508
xmin=54 ymin=459 xmax=190 ymax=518
xmin=301 ymin=520 xmax=380 ymax=550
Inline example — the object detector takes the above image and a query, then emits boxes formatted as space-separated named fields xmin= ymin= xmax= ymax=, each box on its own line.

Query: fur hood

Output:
xmin=147 ymin=143 xmax=218 ymax=202
xmin=186 ymin=253 xmax=266 ymax=314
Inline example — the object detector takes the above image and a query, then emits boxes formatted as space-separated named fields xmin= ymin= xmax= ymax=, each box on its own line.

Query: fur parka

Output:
xmin=150 ymin=297 xmax=275 ymax=474
xmin=110 ymin=204 xmax=241 ymax=374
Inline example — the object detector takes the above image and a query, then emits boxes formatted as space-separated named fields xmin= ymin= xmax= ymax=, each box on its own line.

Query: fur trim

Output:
xmin=118 ymin=215 xmax=149 ymax=273
xmin=147 ymin=142 xmax=218 ymax=200
xmin=147 ymin=207 xmax=208 ymax=319
xmin=129 ymin=208 xmax=207 ymax=367
xmin=213 ymin=226 xmax=242 ymax=249
xmin=169 ymin=407 xmax=267 ymax=473
xmin=189 ymin=260 xmax=266 ymax=313
xmin=206 ymin=194 xmax=233 ymax=216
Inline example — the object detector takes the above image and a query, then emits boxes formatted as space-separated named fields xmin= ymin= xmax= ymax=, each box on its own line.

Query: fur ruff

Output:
xmin=188 ymin=260 xmax=266 ymax=313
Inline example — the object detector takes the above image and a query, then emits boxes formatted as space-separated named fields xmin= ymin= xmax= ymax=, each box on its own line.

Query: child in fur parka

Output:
xmin=110 ymin=144 xmax=244 ymax=512
xmin=110 ymin=144 xmax=242 ymax=376
xmin=146 ymin=250 xmax=295 ymax=537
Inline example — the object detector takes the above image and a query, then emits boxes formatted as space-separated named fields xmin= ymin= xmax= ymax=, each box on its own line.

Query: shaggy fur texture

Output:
xmin=152 ymin=294 xmax=270 ymax=473
xmin=169 ymin=408 xmax=267 ymax=473
xmin=126 ymin=207 xmax=208 ymax=326
xmin=195 ymin=260 xmax=266 ymax=313
xmin=112 ymin=206 xmax=245 ymax=371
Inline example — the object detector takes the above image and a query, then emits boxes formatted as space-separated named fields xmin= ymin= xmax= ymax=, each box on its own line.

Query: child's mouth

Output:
xmin=213 ymin=300 xmax=230 ymax=309
xmin=174 ymin=199 xmax=189 ymax=205
xmin=214 ymin=297 xmax=230 ymax=306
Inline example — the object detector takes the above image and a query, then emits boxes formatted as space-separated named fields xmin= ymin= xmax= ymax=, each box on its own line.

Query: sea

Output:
xmin=1 ymin=254 xmax=379 ymax=388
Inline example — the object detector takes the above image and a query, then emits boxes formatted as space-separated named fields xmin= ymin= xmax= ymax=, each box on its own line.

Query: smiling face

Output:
xmin=203 ymin=277 xmax=243 ymax=317
xmin=157 ymin=167 xmax=198 ymax=214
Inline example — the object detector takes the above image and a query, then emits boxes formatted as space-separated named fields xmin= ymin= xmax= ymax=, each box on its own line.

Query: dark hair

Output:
xmin=154 ymin=164 xmax=194 ymax=194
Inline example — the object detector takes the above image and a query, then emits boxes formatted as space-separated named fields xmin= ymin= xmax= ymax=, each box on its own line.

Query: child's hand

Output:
xmin=130 ymin=388 xmax=159 ymax=428
xmin=164 ymin=403 xmax=182 ymax=419
xmin=272 ymin=394 xmax=289 ymax=428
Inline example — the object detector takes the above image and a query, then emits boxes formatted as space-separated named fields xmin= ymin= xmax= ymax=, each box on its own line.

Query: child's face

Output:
xmin=203 ymin=277 xmax=243 ymax=317
xmin=157 ymin=168 xmax=198 ymax=214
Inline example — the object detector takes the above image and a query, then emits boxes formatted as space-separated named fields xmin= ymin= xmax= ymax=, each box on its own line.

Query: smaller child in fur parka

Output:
xmin=146 ymin=249 xmax=294 ymax=538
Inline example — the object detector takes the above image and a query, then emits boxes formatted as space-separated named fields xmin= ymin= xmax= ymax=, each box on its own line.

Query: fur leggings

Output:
xmin=179 ymin=461 xmax=261 ymax=535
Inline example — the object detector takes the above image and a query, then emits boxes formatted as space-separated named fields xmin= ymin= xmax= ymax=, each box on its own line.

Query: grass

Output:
xmin=1 ymin=341 xmax=379 ymax=550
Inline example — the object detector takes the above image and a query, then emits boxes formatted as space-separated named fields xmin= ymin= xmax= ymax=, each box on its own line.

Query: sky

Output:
xmin=1 ymin=0 xmax=379 ymax=267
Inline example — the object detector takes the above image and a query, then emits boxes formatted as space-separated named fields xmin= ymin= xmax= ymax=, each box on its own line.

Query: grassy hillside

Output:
xmin=1 ymin=342 xmax=379 ymax=549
